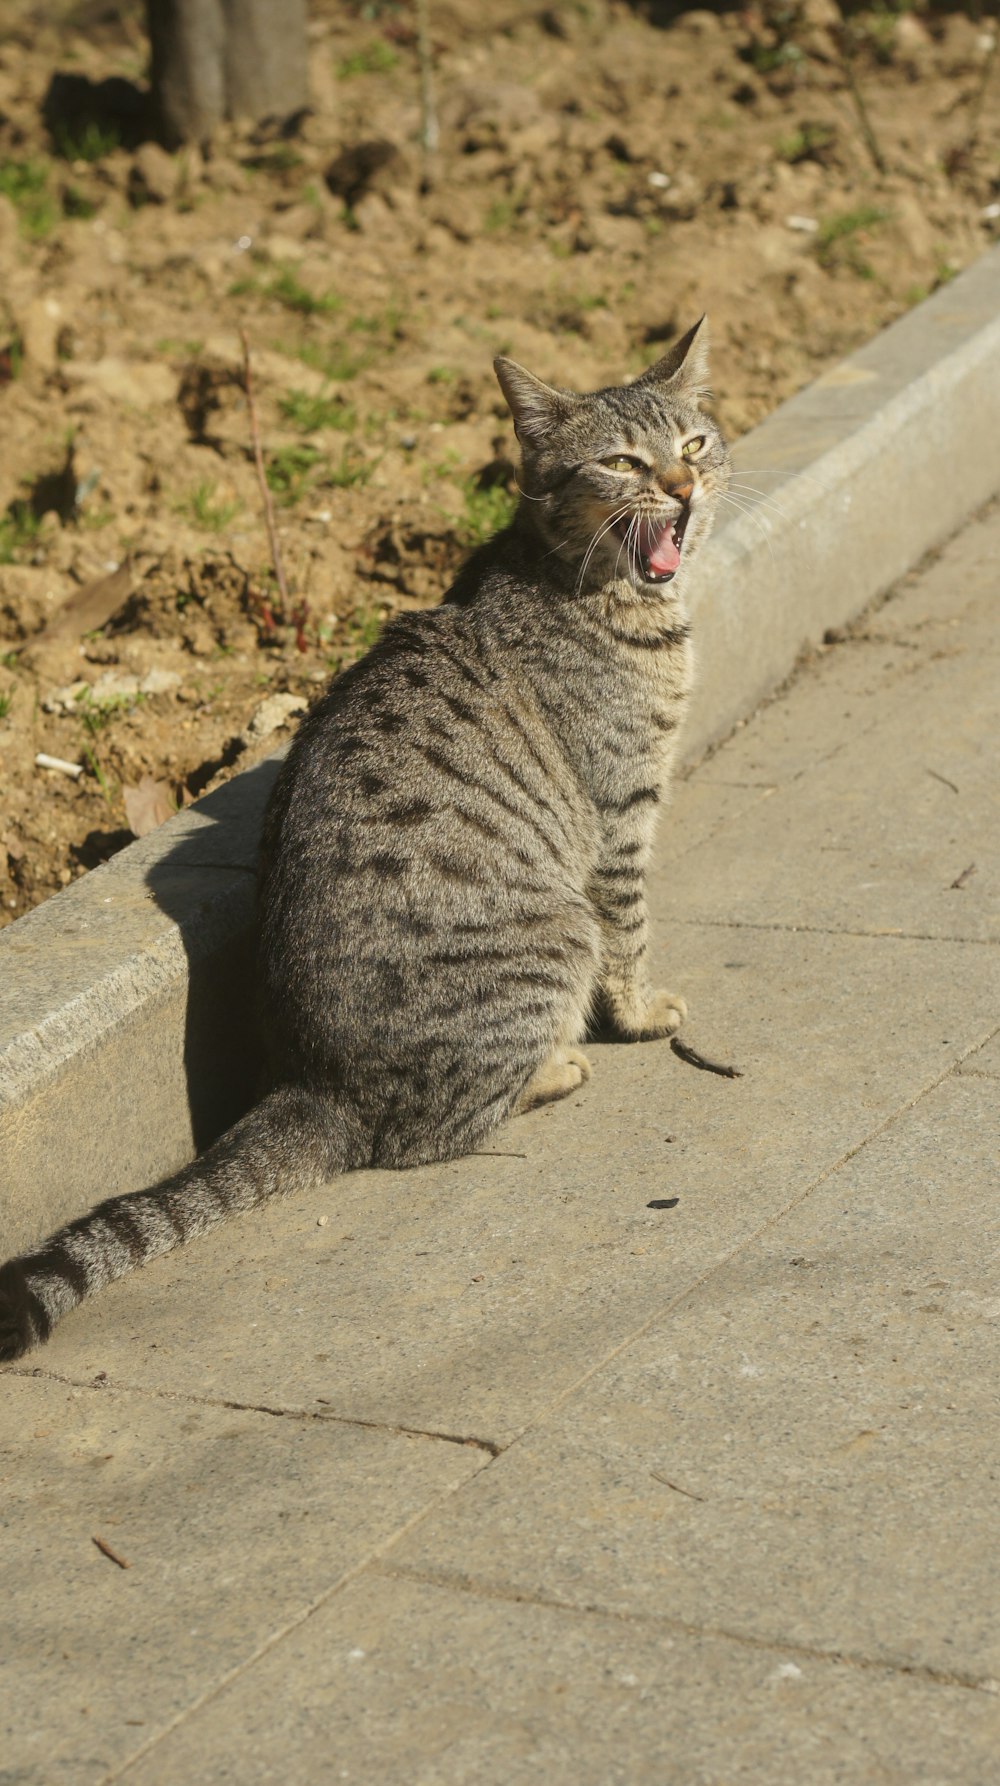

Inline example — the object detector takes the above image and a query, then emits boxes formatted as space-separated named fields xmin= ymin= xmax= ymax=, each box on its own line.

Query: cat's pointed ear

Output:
xmin=494 ymin=356 xmax=574 ymax=446
xmin=640 ymin=316 xmax=711 ymax=400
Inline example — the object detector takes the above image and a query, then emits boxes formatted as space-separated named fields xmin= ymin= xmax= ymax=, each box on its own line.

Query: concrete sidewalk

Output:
xmin=3 ymin=501 xmax=998 ymax=1783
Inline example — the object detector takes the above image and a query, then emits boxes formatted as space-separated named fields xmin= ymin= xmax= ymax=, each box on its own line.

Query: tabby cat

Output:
xmin=0 ymin=318 xmax=730 ymax=1360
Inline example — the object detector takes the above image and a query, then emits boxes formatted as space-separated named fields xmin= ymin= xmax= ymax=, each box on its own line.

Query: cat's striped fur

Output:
xmin=0 ymin=319 xmax=730 ymax=1359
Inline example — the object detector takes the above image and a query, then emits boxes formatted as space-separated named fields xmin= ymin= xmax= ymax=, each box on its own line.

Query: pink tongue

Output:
xmin=644 ymin=521 xmax=680 ymax=576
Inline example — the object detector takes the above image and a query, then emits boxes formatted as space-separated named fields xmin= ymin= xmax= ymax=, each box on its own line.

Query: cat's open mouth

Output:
xmin=614 ymin=509 xmax=690 ymax=584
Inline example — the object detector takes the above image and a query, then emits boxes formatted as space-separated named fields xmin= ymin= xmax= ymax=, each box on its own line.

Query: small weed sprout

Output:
xmin=279 ymin=389 xmax=357 ymax=433
xmin=337 ymin=41 xmax=398 ymax=79
xmin=182 ymin=481 xmax=242 ymax=531
xmin=0 ymin=158 xmax=57 ymax=238
xmin=231 ymin=265 xmax=342 ymax=317
xmin=0 ymin=502 xmax=41 ymax=563
xmin=53 ymin=120 xmax=121 ymax=163
xmin=266 ymin=444 xmax=325 ymax=507
xmin=460 ymin=479 xmax=517 ymax=546
xmin=815 ymin=206 xmax=888 ymax=278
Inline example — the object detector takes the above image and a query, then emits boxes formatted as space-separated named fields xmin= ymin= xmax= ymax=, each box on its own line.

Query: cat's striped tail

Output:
xmin=0 ymin=1085 xmax=358 ymax=1362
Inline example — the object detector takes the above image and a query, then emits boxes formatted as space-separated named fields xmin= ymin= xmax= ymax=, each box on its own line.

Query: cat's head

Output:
xmin=495 ymin=319 xmax=729 ymax=593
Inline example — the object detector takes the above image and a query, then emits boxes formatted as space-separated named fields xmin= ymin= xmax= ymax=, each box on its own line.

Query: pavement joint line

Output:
xmin=98 ymin=1445 xmax=499 ymax=1786
xmin=372 ymin=1562 xmax=1000 ymax=1699
xmin=470 ymin=1038 xmax=993 ymax=1474
xmin=4 ymin=1363 xmax=504 ymax=1456
xmin=668 ymin=916 xmax=998 ymax=947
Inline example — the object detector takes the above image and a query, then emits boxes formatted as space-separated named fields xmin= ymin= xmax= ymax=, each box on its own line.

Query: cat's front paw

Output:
xmin=599 ymin=986 xmax=687 ymax=1042
xmin=629 ymin=988 xmax=687 ymax=1041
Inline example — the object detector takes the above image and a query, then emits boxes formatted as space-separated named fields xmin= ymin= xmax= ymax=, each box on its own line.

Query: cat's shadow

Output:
xmin=142 ymin=754 xmax=282 ymax=1154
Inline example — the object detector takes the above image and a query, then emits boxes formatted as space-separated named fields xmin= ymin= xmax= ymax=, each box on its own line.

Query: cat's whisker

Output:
xmin=718 ymin=491 xmax=776 ymax=563
xmin=514 ymin=479 xmax=550 ymax=503
xmin=612 ymin=513 xmax=634 ymax=584
xmin=575 ymin=503 xmax=633 ymax=595
xmin=719 ymin=489 xmax=773 ymax=531
xmin=727 ymin=481 xmax=792 ymax=522
xmin=628 ymin=515 xmax=642 ymax=589
xmin=731 ymin=464 xmax=834 ymax=496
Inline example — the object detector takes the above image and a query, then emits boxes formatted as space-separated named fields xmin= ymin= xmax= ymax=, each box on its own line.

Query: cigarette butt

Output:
xmin=35 ymin=753 xmax=84 ymax=779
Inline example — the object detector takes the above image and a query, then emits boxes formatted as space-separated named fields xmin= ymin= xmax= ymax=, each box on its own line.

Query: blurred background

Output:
xmin=0 ymin=0 xmax=997 ymax=921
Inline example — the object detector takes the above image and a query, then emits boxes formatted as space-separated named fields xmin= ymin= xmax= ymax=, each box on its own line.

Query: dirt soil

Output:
xmin=1 ymin=0 xmax=998 ymax=926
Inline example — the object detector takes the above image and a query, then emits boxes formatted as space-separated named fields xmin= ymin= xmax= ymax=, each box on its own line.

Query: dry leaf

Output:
xmin=123 ymin=775 xmax=175 ymax=838
xmin=32 ymin=558 xmax=133 ymax=647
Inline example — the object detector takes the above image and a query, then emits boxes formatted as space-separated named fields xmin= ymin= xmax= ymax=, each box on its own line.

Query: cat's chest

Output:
xmin=571 ymin=650 xmax=691 ymax=808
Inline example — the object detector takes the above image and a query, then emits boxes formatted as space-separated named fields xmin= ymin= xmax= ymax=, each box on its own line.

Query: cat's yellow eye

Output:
xmin=681 ymin=436 xmax=706 ymax=460
xmin=604 ymin=454 xmax=643 ymax=473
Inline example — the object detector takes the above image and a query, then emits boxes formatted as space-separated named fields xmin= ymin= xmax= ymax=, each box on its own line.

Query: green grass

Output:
xmin=243 ymin=144 xmax=304 ymax=175
xmin=279 ymin=388 xmax=357 ymax=432
xmin=776 ymin=121 xmax=836 ymax=164
xmin=0 ymin=691 xmax=12 ymax=720
xmin=337 ymin=41 xmax=398 ymax=78
xmin=181 ymin=481 xmax=242 ymax=531
xmin=460 ymin=480 xmax=517 ymax=546
xmin=484 ymin=197 xmax=521 ymax=234
xmin=77 ymin=688 xmax=145 ymax=735
xmin=2 ymin=335 xmax=22 ymax=380
xmin=81 ymin=742 xmax=116 ymax=807
xmin=0 ymin=501 xmax=41 ymax=563
xmin=327 ymin=447 xmax=372 ymax=489
xmin=292 ymin=339 xmax=372 ymax=383
xmin=815 ymin=206 xmax=888 ymax=277
xmin=52 ymin=120 xmax=121 ymax=163
xmin=349 ymin=305 xmax=401 ymax=339
xmin=156 ymin=336 xmax=205 ymax=357
xmin=266 ymin=444 xmax=325 ymax=506
xmin=1 ymin=650 xmax=19 ymax=671
xmin=231 ymin=265 xmax=343 ymax=316
xmin=340 ymin=604 xmax=384 ymax=658
xmin=0 ymin=158 xmax=57 ymax=238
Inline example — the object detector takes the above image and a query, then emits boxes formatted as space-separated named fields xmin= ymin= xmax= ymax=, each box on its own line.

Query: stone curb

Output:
xmin=3 ymin=244 xmax=1000 ymax=1253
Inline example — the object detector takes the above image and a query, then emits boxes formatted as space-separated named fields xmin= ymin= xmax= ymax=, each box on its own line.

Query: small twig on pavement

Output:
xmin=926 ymin=767 xmax=959 ymax=795
xmin=240 ymin=328 xmax=291 ymax=614
xmin=650 ymin=1471 xmax=706 ymax=1502
xmin=671 ymin=1036 xmax=744 ymax=1079
xmin=949 ymin=863 xmax=976 ymax=891
xmin=92 ymin=1534 xmax=130 ymax=1569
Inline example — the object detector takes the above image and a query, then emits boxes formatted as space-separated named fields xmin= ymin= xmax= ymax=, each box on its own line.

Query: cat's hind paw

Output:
xmin=516 ymin=1047 xmax=592 ymax=1113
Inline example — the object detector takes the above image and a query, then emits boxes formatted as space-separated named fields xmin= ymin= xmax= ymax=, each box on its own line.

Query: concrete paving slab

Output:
xmin=119 ymin=1573 xmax=1000 ymax=1786
xmin=15 ymin=924 xmax=994 ymax=1448
xmin=663 ymin=505 xmax=1000 ymax=942
xmin=389 ymin=1076 xmax=1000 ymax=1686
xmin=0 ymin=1375 xmax=484 ymax=1786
